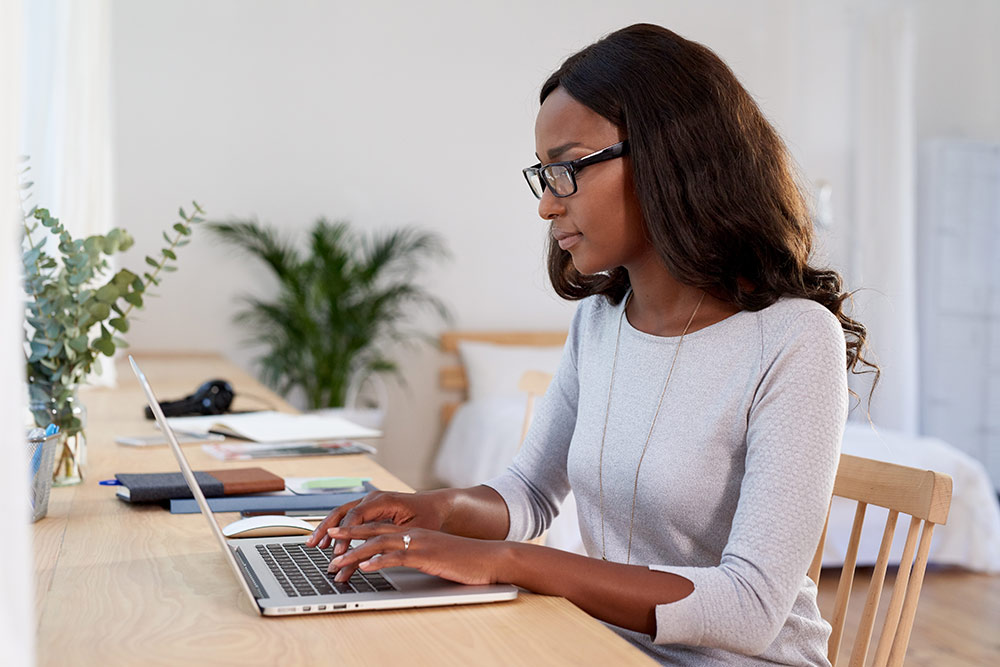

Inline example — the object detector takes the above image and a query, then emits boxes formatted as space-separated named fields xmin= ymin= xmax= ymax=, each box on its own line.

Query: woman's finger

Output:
xmin=356 ymin=550 xmax=406 ymax=573
xmin=306 ymin=498 xmax=361 ymax=548
xmin=327 ymin=532 xmax=410 ymax=580
xmin=331 ymin=493 xmax=390 ymax=555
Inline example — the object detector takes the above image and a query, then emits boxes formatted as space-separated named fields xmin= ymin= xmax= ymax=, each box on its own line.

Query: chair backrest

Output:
xmin=516 ymin=371 xmax=554 ymax=546
xmin=808 ymin=454 xmax=953 ymax=667
xmin=517 ymin=370 xmax=553 ymax=446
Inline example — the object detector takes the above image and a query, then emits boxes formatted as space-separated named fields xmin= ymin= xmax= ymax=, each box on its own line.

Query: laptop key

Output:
xmin=332 ymin=581 xmax=354 ymax=594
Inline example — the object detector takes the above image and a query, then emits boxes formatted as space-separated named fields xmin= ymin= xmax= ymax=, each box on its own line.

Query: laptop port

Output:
xmin=317 ymin=605 xmax=327 ymax=611
xmin=301 ymin=606 xmax=311 ymax=612
xmin=333 ymin=604 xmax=347 ymax=610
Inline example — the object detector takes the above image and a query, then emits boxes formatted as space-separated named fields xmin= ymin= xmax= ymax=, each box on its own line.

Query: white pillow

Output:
xmin=457 ymin=340 xmax=565 ymax=401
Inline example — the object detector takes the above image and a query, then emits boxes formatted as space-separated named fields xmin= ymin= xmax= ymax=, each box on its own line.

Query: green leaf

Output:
xmin=68 ymin=335 xmax=88 ymax=353
xmin=28 ymin=341 xmax=48 ymax=362
xmin=179 ymin=206 xmax=187 ymax=219
xmin=145 ymin=256 xmax=159 ymax=268
xmin=162 ymin=265 xmax=177 ymax=272
xmin=123 ymin=292 xmax=142 ymax=306
xmin=89 ymin=302 xmax=111 ymax=320
xmin=162 ymin=248 xmax=177 ymax=260
xmin=173 ymin=223 xmax=191 ymax=236
xmin=94 ymin=336 xmax=115 ymax=356
xmin=109 ymin=317 xmax=129 ymax=332
xmin=143 ymin=272 xmax=160 ymax=286
xmin=95 ymin=284 xmax=119 ymax=303
xmin=113 ymin=269 xmax=137 ymax=288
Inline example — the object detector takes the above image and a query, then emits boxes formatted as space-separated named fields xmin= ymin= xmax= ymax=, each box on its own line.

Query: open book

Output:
xmin=164 ymin=410 xmax=381 ymax=443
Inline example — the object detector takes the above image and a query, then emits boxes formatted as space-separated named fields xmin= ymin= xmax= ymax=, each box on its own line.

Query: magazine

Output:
xmin=201 ymin=439 xmax=376 ymax=461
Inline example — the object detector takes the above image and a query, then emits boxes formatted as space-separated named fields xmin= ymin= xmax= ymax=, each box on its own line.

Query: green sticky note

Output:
xmin=303 ymin=477 xmax=367 ymax=490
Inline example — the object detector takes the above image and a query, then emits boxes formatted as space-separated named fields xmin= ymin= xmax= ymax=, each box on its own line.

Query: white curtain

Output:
xmin=847 ymin=0 xmax=918 ymax=434
xmin=1 ymin=0 xmax=36 ymax=662
xmin=21 ymin=0 xmax=116 ymax=385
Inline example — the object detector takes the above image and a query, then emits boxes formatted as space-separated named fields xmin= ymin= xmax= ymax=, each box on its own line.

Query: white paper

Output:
xmin=165 ymin=410 xmax=381 ymax=442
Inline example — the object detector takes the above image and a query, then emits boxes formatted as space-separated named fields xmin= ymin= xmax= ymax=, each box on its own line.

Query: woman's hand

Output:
xmin=305 ymin=490 xmax=453 ymax=556
xmin=325 ymin=523 xmax=510 ymax=585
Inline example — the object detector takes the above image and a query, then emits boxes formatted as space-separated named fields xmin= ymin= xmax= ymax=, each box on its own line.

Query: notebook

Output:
xmin=166 ymin=487 xmax=373 ymax=515
xmin=114 ymin=467 xmax=285 ymax=502
xmin=129 ymin=355 xmax=518 ymax=616
xmin=165 ymin=411 xmax=381 ymax=442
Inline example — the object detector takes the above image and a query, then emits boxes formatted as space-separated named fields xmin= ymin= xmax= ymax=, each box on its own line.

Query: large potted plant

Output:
xmin=23 ymin=200 xmax=205 ymax=484
xmin=209 ymin=218 xmax=449 ymax=416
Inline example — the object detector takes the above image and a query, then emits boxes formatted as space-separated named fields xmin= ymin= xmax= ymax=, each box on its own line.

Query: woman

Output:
xmin=307 ymin=23 xmax=876 ymax=665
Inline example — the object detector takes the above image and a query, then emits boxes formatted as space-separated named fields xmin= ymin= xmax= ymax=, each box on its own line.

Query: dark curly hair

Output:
xmin=542 ymin=23 xmax=878 ymax=393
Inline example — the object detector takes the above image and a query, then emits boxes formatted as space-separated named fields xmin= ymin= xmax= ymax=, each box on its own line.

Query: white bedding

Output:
xmin=433 ymin=397 xmax=1000 ymax=572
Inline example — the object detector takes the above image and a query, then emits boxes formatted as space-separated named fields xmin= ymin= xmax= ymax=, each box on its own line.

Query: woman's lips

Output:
xmin=552 ymin=230 xmax=582 ymax=251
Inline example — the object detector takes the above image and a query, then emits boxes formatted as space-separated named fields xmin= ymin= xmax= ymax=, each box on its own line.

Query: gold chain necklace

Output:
xmin=598 ymin=290 xmax=706 ymax=564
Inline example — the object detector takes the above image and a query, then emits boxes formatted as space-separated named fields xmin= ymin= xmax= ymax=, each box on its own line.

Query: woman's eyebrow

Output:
xmin=536 ymin=141 xmax=584 ymax=162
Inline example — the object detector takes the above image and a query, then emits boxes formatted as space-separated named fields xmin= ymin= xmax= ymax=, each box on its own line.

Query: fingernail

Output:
xmin=358 ymin=560 xmax=371 ymax=569
xmin=331 ymin=555 xmax=343 ymax=565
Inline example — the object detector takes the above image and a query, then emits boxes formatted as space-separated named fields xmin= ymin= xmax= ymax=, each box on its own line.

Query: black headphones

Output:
xmin=144 ymin=379 xmax=235 ymax=419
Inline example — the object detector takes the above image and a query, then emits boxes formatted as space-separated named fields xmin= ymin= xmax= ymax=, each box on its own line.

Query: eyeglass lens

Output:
xmin=524 ymin=165 xmax=577 ymax=199
xmin=544 ymin=165 xmax=575 ymax=196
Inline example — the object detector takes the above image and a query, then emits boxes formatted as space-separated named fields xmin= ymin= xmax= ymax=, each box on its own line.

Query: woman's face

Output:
xmin=534 ymin=87 xmax=649 ymax=276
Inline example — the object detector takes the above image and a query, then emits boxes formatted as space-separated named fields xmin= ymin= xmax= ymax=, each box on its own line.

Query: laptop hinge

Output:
xmin=233 ymin=546 xmax=268 ymax=600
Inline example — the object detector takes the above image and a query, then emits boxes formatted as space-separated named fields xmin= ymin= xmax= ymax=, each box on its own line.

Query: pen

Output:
xmin=99 ymin=479 xmax=122 ymax=486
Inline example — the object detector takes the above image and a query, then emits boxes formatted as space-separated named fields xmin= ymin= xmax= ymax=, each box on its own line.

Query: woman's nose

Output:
xmin=537 ymin=189 xmax=565 ymax=220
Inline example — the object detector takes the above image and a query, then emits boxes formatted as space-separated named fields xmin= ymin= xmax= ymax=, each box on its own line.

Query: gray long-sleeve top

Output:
xmin=485 ymin=293 xmax=847 ymax=666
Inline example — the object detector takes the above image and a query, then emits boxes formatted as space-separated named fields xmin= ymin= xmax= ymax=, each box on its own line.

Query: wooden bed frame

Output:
xmin=438 ymin=330 xmax=567 ymax=428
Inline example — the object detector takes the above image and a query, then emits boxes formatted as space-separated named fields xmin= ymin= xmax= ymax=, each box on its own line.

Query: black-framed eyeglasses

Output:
xmin=522 ymin=140 xmax=629 ymax=199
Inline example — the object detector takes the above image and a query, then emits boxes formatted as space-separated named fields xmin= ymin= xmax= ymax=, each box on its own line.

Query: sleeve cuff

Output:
xmin=649 ymin=564 xmax=707 ymax=646
xmin=482 ymin=475 xmax=528 ymax=541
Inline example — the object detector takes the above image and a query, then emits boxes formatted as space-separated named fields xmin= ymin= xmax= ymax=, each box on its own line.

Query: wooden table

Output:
xmin=33 ymin=354 xmax=653 ymax=666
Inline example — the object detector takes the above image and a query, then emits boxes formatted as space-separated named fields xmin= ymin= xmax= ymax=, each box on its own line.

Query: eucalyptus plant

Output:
xmin=209 ymin=218 xmax=450 ymax=409
xmin=22 ymin=201 xmax=205 ymax=433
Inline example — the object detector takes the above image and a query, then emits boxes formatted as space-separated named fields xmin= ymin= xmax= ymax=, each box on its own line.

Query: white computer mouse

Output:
xmin=222 ymin=514 xmax=317 ymax=538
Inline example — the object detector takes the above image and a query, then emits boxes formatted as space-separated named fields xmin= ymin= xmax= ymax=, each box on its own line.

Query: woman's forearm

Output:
xmin=497 ymin=541 xmax=694 ymax=636
xmin=435 ymin=484 xmax=511 ymax=540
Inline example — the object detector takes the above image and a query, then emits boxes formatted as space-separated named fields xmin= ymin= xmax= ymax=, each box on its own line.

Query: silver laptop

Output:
xmin=129 ymin=355 xmax=517 ymax=616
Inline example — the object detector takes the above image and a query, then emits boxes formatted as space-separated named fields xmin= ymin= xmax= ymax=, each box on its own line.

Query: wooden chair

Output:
xmin=516 ymin=370 xmax=554 ymax=546
xmin=808 ymin=454 xmax=953 ymax=667
xmin=517 ymin=370 xmax=554 ymax=446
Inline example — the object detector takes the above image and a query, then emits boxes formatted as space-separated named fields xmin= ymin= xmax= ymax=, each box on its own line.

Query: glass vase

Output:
xmin=28 ymin=382 xmax=88 ymax=486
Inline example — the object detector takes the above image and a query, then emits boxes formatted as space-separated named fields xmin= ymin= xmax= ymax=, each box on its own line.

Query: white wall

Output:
xmin=111 ymin=0 xmax=877 ymax=486
xmin=914 ymin=0 xmax=1000 ymax=144
xmin=3 ymin=0 xmax=35 ymax=662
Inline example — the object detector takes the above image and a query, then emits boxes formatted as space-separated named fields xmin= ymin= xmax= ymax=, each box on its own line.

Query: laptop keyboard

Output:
xmin=256 ymin=543 xmax=398 ymax=598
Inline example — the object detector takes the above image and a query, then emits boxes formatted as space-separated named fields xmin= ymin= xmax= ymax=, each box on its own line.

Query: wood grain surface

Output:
xmin=33 ymin=353 xmax=652 ymax=667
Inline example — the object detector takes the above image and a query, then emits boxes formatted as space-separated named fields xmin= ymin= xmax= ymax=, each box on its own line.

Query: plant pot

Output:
xmin=28 ymin=383 xmax=88 ymax=486
xmin=27 ymin=430 xmax=60 ymax=521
